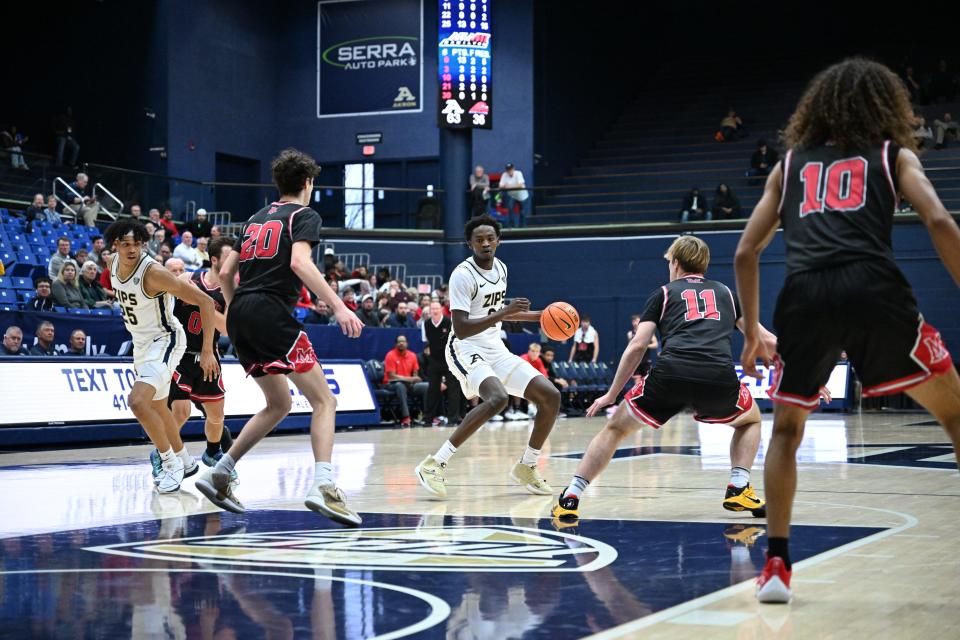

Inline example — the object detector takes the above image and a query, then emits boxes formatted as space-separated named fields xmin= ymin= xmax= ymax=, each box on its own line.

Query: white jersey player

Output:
xmin=414 ymin=215 xmax=561 ymax=499
xmin=105 ymin=219 xmax=219 ymax=492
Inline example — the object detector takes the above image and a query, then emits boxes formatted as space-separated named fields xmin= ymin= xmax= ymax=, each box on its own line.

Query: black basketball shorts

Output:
xmin=771 ymin=260 xmax=953 ymax=409
xmin=169 ymin=352 xmax=225 ymax=403
xmin=623 ymin=363 xmax=754 ymax=428
xmin=227 ymin=293 xmax=318 ymax=378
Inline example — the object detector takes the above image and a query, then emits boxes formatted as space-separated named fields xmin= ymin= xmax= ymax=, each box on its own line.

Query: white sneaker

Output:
xmin=305 ymin=484 xmax=362 ymax=527
xmin=489 ymin=414 xmax=504 ymax=422
xmin=505 ymin=410 xmax=529 ymax=421
xmin=156 ymin=455 xmax=184 ymax=493
xmin=527 ymin=404 xmax=538 ymax=418
xmin=195 ymin=468 xmax=245 ymax=513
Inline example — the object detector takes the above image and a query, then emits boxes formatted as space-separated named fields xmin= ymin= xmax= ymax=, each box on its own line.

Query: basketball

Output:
xmin=541 ymin=301 xmax=580 ymax=341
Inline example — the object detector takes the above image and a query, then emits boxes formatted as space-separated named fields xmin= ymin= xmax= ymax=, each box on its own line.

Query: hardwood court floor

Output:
xmin=0 ymin=411 xmax=957 ymax=639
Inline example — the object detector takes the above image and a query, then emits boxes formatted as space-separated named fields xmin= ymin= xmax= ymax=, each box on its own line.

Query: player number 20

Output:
xmin=239 ymin=220 xmax=283 ymax=261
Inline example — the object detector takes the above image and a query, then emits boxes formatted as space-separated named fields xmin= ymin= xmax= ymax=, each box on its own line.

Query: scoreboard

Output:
xmin=438 ymin=0 xmax=492 ymax=129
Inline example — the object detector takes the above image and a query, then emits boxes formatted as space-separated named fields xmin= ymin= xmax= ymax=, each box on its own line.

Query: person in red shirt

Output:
xmin=383 ymin=335 xmax=429 ymax=427
xmin=160 ymin=209 xmax=180 ymax=240
xmin=296 ymin=285 xmax=313 ymax=309
xmin=507 ymin=342 xmax=549 ymax=419
xmin=341 ymin=288 xmax=358 ymax=312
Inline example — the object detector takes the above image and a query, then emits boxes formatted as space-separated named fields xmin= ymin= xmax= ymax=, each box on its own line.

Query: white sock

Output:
xmin=434 ymin=441 xmax=457 ymax=465
xmin=520 ymin=446 xmax=541 ymax=466
xmin=214 ymin=452 xmax=236 ymax=475
xmin=730 ymin=466 xmax=750 ymax=488
xmin=175 ymin=447 xmax=191 ymax=462
xmin=564 ymin=475 xmax=590 ymax=499
xmin=159 ymin=447 xmax=175 ymax=463
xmin=314 ymin=461 xmax=334 ymax=486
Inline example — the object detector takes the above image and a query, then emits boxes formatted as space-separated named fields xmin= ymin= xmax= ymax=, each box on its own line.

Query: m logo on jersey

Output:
xmin=86 ymin=525 xmax=617 ymax=573
xmin=923 ymin=335 xmax=950 ymax=365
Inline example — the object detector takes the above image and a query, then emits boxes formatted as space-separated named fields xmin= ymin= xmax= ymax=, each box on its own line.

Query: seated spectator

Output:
xmin=147 ymin=228 xmax=165 ymax=259
xmin=29 ymin=321 xmax=57 ymax=356
xmin=680 ymin=188 xmax=711 ymax=222
xmin=414 ymin=294 xmax=432 ymax=323
xmin=341 ymin=288 xmax=358 ymax=312
xmin=196 ymin=236 xmax=210 ymax=265
xmin=333 ymin=260 xmax=348 ymax=281
xmin=53 ymin=107 xmax=80 ymax=167
xmin=383 ymin=335 xmax=429 ymax=427
xmin=305 ymin=300 xmax=333 ymax=325
xmin=295 ymin=285 xmax=314 ymax=310
xmin=74 ymin=248 xmax=89 ymax=268
xmin=2 ymin=326 xmax=27 ymax=356
xmin=128 ymin=204 xmax=142 ymax=220
xmin=67 ymin=329 xmax=87 ymax=355
xmin=569 ymin=316 xmax=599 ymax=363
xmin=747 ymin=140 xmax=779 ymax=180
xmin=914 ymin=116 xmax=934 ymax=149
xmin=160 ymin=209 xmax=180 ymax=240
xmin=718 ymin=109 xmax=747 ymax=141
xmin=209 ymin=225 xmax=221 ymax=239
xmin=355 ymin=294 xmax=381 ymax=328
xmin=52 ymin=260 xmax=85 ymax=308
xmin=173 ymin=231 xmax=202 ymax=270
xmin=23 ymin=193 xmax=45 ymax=233
xmin=68 ymin=172 xmax=100 ymax=227
xmin=48 ymin=237 xmax=73 ymax=279
xmin=510 ymin=342 xmax=550 ymax=418
xmin=79 ymin=261 xmax=114 ymax=309
xmin=469 ymin=165 xmax=491 ymax=216
xmin=928 ymin=59 xmax=958 ymax=103
xmin=540 ymin=345 xmax=568 ymax=391
xmin=148 ymin=208 xmax=161 ymax=226
xmin=375 ymin=292 xmax=392 ymax=323
xmin=30 ymin=277 xmax=56 ymax=311
xmin=95 ymin=248 xmax=111 ymax=275
xmin=712 ymin=183 xmax=742 ymax=219
xmin=2 ymin=125 xmax=29 ymax=170
xmin=165 ymin=257 xmax=186 ymax=277
xmin=43 ymin=195 xmax=61 ymax=224
xmin=351 ymin=264 xmax=369 ymax=280
xmin=933 ymin=112 xmax=959 ymax=149
xmin=385 ymin=279 xmax=412 ymax=310
xmin=158 ymin=245 xmax=173 ymax=264
xmin=498 ymin=162 xmax=529 ymax=228
xmin=375 ymin=267 xmax=391 ymax=289
xmin=903 ymin=66 xmax=922 ymax=103
xmin=386 ymin=301 xmax=417 ymax=328
xmin=183 ymin=209 xmax=212 ymax=239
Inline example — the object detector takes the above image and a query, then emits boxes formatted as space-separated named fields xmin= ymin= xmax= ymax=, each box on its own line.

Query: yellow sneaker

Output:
xmin=551 ymin=491 xmax=580 ymax=522
xmin=510 ymin=462 xmax=553 ymax=495
xmin=305 ymin=484 xmax=362 ymax=527
xmin=414 ymin=455 xmax=448 ymax=499
xmin=723 ymin=483 xmax=766 ymax=517
xmin=723 ymin=524 xmax=766 ymax=547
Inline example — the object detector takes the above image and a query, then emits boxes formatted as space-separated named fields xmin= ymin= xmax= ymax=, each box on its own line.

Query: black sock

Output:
xmin=767 ymin=537 xmax=791 ymax=570
xmin=206 ymin=440 xmax=220 ymax=457
xmin=220 ymin=427 xmax=233 ymax=453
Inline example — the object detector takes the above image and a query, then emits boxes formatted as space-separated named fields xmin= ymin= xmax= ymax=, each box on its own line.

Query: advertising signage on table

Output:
xmin=316 ymin=0 xmax=424 ymax=118
xmin=438 ymin=0 xmax=492 ymax=129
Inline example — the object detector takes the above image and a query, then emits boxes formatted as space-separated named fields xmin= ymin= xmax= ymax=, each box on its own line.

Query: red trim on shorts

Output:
xmin=172 ymin=371 xmax=192 ymax=393
xmin=622 ymin=373 xmax=663 ymax=428
xmin=246 ymin=331 xmax=318 ymax=376
xmin=695 ymin=383 xmax=755 ymax=423
xmin=767 ymin=354 xmax=820 ymax=410
xmin=190 ymin=393 xmax=225 ymax=402
xmin=863 ymin=319 xmax=952 ymax=396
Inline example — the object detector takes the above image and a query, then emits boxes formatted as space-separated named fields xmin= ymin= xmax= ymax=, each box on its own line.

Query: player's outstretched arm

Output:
xmin=290 ymin=241 xmax=363 ymax=338
xmin=585 ymin=321 xmax=655 ymax=417
xmin=734 ymin=162 xmax=783 ymax=378
xmin=897 ymin=148 xmax=960 ymax=286
xmin=145 ymin=264 xmax=220 ymax=381
xmin=451 ymin=298 xmax=530 ymax=339
xmin=219 ymin=249 xmax=240 ymax=307
xmin=178 ymin=271 xmax=228 ymax=334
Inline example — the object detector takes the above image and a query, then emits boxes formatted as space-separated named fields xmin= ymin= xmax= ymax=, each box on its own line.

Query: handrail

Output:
xmin=52 ymin=177 xmax=83 ymax=222
xmin=93 ymin=183 xmax=123 ymax=220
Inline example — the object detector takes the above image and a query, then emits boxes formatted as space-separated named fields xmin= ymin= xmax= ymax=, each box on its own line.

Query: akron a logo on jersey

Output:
xmin=87 ymin=525 xmax=617 ymax=573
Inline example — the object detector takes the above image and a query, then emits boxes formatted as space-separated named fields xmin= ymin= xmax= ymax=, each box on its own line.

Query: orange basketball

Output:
xmin=540 ymin=301 xmax=580 ymax=341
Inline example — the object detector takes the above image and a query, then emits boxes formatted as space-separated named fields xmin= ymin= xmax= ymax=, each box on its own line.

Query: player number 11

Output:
xmin=681 ymin=289 xmax=720 ymax=321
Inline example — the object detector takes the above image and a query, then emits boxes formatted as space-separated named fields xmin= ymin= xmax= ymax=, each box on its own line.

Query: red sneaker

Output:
xmin=400 ymin=417 xmax=412 ymax=427
xmin=756 ymin=556 xmax=792 ymax=603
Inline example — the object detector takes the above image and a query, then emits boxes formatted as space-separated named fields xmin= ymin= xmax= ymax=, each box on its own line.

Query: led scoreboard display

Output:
xmin=438 ymin=0 xmax=492 ymax=129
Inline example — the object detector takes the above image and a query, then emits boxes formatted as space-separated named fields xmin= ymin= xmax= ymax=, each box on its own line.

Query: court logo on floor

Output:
xmin=87 ymin=525 xmax=617 ymax=573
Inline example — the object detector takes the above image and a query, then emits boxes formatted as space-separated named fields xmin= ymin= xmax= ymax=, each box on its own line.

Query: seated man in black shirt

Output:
xmin=29 ymin=321 xmax=58 ymax=356
xmin=355 ymin=294 xmax=381 ymax=328
xmin=2 ymin=326 xmax=27 ymax=355
xmin=30 ymin=277 xmax=56 ymax=312
xmin=67 ymin=329 xmax=87 ymax=355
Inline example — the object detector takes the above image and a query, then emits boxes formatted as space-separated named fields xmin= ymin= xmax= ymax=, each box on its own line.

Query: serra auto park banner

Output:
xmin=317 ymin=0 xmax=424 ymax=117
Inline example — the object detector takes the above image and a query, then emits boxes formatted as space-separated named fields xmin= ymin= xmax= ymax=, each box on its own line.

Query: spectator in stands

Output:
xmin=383 ymin=335 xmax=428 ymax=427
xmin=23 ymin=193 xmax=45 ymax=233
xmin=376 ymin=267 xmax=391 ymax=289
xmin=469 ymin=165 xmax=491 ymax=216
xmin=91 ymin=236 xmax=104 ymax=256
xmin=928 ymin=59 xmax=958 ymax=103
xmin=355 ymin=294 xmax=380 ymax=328
xmin=305 ymin=300 xmax=333 ymax=325
xmin=95 ymin=248 xmax=111 ymax=275
xmin=48 ymin=237 xmax=72 ymax=280
xmin=68 ymin=172 xmax=100 ymax=227
xmin=747 ymin=139 xmax=779 ymax=181
xmin=98 ymin=257 xmax=116 ymax=298
xmin=498 ymin=162 xmax=529 ymax=227
xmin=540 ymin=345 xmax=568 ymax=391
xmin=386 ymin=301 xmax=417 ymax=328
xmin=414 ymin=294 xmax=432 ymax=323
xmin=295 ymin=285 xmax=314 ymax=310
xmin=210 ymin=225 xmax=221 ymax=240
xmin=712 ymin=183 xmax=742 ymax=219
xmin=386 ymin=279 xmax=412 ymax=310
xmin=915 ymin=116 xmax=934 ymax=149
xmin=128 ymin=204 xmax=142 ymax=220
xmin=67 ymin=329 xmax=86 ymax=355
xmin=351 ymin=264 xmax=369 ymax=280
xmin=74 ymin=248 xmax=89 ymax=268
xmin=341 ymin=288 xmax=358 ymax=312
xmin=146 ymin=228 xmax=165 ymax=260
xmin=2 ymin=326 xmax=27 ymax=356
xmin=903 ymin=66 xmax=922 ymax=103
xmin=680 ymin=187 xmax=711 ymax=222
xmin=718 ymin=109 xmax=747 ymax=141
xmin=160 ymin=209 xmax=179 ymax=240
xmin=173 ymin=231 xmax=202 ymax=270
xmin=148 ymin=208 xmax=161 ymax=226
xmin=933 ymin=112 xmax=959 ymax=149
xmin=52 ymin=260 xmax=84 ymax=308
xmin=164 ymin=257 xmax=186 ymax=277
xmin=196 ymin=236 xmax=210 ymax=265
xmin=375 ymin=292 xmax=392 ymax=323
xmin=79 ymin=261 xmax=114 ymax=309
xmin=29 ymin=321 xmax=57 ymax=356
xmin=159 ymin=244 xmax=172 ymax=265
xmin=30 ymin=277 xmax=56 ymax=312
xmin=42 ymin=195 xmax=61 ymax=224
xmin=53 ymin=107 xmax=80 ymax=167
xmin=183 ymin=209 xmax=213 ymax=239
xmin=513 ymin=342 xmax=550 ymax=417
xmin=2 ymin=125 xmax=29 ymax=170
xmin=569 ymin=315 xmax=599 ymax=363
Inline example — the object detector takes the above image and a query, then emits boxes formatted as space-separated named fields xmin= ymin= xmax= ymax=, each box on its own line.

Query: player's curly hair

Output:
xmin=272 ymin=148 xmax=321 ymax=196
xmin=785 ymin=58 xmax=917 ymax=154
xmin=104 ymin=218 xmax=150 ymax=246
xmin=464 ymin=214 xmax=502 ymax=241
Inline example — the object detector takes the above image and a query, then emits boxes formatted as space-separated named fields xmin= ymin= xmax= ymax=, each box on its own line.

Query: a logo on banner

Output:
xmin=87 ymin=526 xmax=617 ymax=573
xmin=393 ymin=86 xmax=417 ymax=108
xmin=322 ymin=37 xmax=418 ymax=70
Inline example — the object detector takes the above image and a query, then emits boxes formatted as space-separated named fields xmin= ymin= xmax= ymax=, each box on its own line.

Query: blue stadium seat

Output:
xmin=54 ymin=306 xmax=67 ymax=313
xmin=91 ymin=308 xmax=112 ymax=316
xmin=0 ymin=277 xmax=9 ymax=289
xmin=294 ymin=307 xmax=309 ymax=322
xmin=12 ymin=277 xmax=33 ymax=290
xmin=19 ymin=291 xmax=35 ymax=303
xmin=67 ymin=308 xmax=92 ymax=315
xmin=0 ymin=305 xmax=16 ymax=312
xmin=0 ymin=291 xmax=16 ymax=304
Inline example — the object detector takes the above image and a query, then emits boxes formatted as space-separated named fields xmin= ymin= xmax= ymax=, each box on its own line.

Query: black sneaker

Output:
xmin=550 ymin=490 xmax=580 ymax=521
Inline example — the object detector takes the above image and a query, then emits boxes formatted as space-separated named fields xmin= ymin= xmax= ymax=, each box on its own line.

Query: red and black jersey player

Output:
xmin=736 ymin=58 xmax=960 ymax=604
xmin=195 ymin=148 xmax=365 ymax=526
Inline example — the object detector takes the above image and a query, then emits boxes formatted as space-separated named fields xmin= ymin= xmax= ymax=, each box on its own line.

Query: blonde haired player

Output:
xmin=415 ymin=215 xmax=561 ymax=498
xmin=104 ymin=218 xmax=219 ymax=492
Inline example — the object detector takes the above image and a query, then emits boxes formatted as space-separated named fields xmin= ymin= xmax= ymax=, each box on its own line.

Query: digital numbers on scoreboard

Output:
xmin=438 ymin=0 xmax=491 ymax=129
